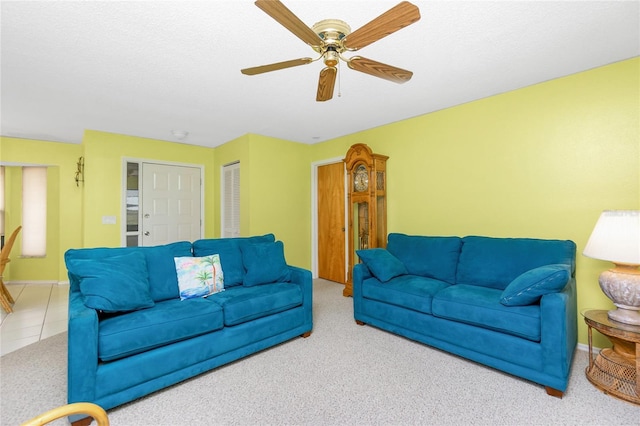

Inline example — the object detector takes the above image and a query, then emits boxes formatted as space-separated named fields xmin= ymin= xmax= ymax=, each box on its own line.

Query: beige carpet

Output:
xmin=1 ymin=279 xmax=638 ymax=425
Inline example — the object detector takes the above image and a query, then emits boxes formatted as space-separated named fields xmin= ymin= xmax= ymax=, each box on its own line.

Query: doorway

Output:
xmin=315 ymin=160 xmax=347 ymax=284
xmin=123 ymin=160 xmax=203 ymax=247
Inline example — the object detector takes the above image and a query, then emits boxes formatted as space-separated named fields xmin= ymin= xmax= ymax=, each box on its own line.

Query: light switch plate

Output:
xmin=102 ymin=215 xmax=117 ymax=225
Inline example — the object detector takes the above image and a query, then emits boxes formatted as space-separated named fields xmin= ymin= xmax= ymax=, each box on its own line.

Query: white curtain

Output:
xmin=22 ymin=167 xmax=47 ymax=257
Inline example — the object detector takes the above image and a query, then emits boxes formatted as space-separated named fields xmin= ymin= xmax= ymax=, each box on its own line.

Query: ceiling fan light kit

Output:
xmin=241 ymin=0 xmax=421 ymax=102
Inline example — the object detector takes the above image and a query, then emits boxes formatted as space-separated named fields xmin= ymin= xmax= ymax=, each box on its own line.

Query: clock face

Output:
xmin=354 ymin=165 xmax=368 ymax=192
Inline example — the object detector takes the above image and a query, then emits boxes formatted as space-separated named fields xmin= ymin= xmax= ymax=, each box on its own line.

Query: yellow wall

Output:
xmin=1 ymin=57 xmax=637 ymax=347
xmin=0 ymin=137 xmax=83 ymax=282
xmin=81 ymin=130 xmax=216 ymax=247
xmin=210 ymin=133 xmax=311 ymax=268
xmin=312 ymin=57 xmax=639 ymax=346
xmin=246 ymin=134 xmax=311 ymax=268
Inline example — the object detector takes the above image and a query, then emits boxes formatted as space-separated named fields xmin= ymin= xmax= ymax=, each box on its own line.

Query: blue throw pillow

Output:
xmin=193 ymin=234 xmax=276 ymax=287
xmin=500 ymin=264 xmax=570 ymax=306
xmin=241 ymin=241 xmax=291 ymax=287
xmin=356 ymin=248 xmax=408 ymax=283
xmin=66 ymin=251 xmax=155 ymax=312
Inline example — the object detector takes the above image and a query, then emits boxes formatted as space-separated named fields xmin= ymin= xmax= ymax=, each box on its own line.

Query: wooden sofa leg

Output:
xmin=545 ymin=386 xmax=563 ymax=398
xmin=71 ymin=417 xmax=93 ymax=426
xmin=301 ymin=331 xmax=312 ymax=338
xmin=355 ymin=320 xmax=365 ymax=326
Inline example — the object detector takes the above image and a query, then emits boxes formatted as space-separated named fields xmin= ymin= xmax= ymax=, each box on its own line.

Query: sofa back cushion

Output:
xmin=241 ymin=241 xmax=291 ymax=287
xmin=455 ymin=236 xmax=576 ymax=290
xmin=65 ymin=241 xmax=193 ymax=302
xmin=192 ymin=234 xmax=275 ymax=287
xmin=386 ymin=233 xmax=462 ymax=284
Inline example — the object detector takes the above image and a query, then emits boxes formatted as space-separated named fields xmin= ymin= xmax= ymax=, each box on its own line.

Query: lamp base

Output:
xmin=599 ymin=265 xmax=640 ymax=326
xmin=607 ymin=307 xmax=640 ymax=326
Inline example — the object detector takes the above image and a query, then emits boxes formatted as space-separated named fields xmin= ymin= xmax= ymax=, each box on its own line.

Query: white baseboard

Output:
xmin=577 ymin=342 xmax=600 ymax=354
xmin=5 ymin=280 xmax=69 ymax=286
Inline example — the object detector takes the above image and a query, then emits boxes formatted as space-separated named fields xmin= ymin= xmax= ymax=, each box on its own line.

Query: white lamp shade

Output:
xmin=583 ymin=210 xmax=640 ymax=265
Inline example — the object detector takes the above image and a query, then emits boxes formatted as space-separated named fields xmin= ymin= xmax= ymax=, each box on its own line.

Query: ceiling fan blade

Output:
xmin=241 ymin=58 xmax=314 ymax=75
xmin=254 ymin=0 xmax=322 ymax=47
xmin=316 ymin=67 xmax=337 ymax=102
xmin=347 ymin=56 xmax=413 ymax=83
xmin=344 ymin=1 xmax=420 ymax=50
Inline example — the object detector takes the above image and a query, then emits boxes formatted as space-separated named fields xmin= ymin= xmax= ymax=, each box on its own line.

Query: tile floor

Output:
xmin=0 ymin=284 xmax=69 ymax=356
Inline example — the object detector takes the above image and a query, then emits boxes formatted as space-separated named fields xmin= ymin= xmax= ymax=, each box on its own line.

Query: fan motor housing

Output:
xmin=313 ymin=19 xmax=350 ymax=45
xmin=312 ymin=19 xmax=351 ymax=66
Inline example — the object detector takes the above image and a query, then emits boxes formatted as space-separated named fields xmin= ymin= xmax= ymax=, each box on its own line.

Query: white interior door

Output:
xmin=141 ymin=163 xmax=202 ymax=246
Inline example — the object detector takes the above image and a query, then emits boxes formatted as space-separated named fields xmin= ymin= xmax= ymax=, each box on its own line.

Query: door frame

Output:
xmin=310 ymin=157 xmax=349 ymax=280
xmin=121 ymin=157 xmax=205 ymax=247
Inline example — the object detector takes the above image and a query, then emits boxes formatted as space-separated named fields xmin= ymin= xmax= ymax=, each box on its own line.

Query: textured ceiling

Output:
xmin=1 ymin=1 xmax=638 ymax=148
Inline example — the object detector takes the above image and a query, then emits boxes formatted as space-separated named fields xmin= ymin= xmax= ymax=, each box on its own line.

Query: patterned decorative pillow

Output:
xmin=174 ymin=255 xmax=225 ymax=300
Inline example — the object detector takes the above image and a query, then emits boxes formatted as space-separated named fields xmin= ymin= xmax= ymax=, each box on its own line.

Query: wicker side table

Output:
xmin=583 ymin=309 xmax=640 ymax=405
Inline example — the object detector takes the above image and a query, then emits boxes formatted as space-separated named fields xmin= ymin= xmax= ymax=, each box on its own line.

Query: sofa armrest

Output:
xmin=539 ymin=277 xmax=577 ymax=380
xmin=287 ymin=265 xmax=313 ymax=328
xmin=67 ymin=290 xmax=99 ymax=403
xmin=352 ymin=263 xmax=373 ymax=319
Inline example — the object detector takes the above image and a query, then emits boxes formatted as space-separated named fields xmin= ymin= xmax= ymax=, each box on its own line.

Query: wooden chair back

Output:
xmin=0 ymin=225 xmax=22 ymax=273
xmin=20 ymin=402 xmax=110 ymax=426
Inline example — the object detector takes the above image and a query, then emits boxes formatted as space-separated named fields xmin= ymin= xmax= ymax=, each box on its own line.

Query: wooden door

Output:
xmin=318 ymin=162 xmax=346 ymax=283
xmin=141 ymin=163 xmax=202 ymax=246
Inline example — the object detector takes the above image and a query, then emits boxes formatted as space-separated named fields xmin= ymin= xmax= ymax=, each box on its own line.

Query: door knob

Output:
xmin=144 ymin=214 xmax=150 ymax=218
xmin=144 ymin=231 xmax=150 ymax=236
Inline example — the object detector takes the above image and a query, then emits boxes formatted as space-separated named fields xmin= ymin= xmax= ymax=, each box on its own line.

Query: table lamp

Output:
xmin=583 ymin=210 xmax=640 ymax=325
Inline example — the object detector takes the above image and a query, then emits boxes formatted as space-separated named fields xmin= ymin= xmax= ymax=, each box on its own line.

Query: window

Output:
xmin=22 ymin=167 xmax=47 ymax=257
xmin=222 ymin=162 xmax=240 ymax=238
xmin=125 ymin=161 xmax=140 ymax=247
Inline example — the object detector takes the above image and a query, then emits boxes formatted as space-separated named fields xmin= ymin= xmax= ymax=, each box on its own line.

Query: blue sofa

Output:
xmin=64 ymin=234 xmax=312 ymax=425
xmin=353 ymin=233 xmax=577 ymax=396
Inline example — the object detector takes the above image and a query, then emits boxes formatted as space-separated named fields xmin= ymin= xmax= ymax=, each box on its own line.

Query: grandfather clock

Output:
xmin=343 ymin=143 xmax=388 ymax=297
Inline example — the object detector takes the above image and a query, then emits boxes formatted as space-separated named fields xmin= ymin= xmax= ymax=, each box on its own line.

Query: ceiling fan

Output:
xmin=241 ymin=0 xmax=421 ymax=102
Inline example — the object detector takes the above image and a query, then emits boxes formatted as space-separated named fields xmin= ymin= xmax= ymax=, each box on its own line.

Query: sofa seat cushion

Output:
xmin=207 ymin=282 xmax=302 ymax=326
xmin=432 ymin=284 xmax=541 ymax=342
xmin=98 ymin=298 xmax=224 ymax=362
xmin=362 ymin=275 xmax=451 ymax=315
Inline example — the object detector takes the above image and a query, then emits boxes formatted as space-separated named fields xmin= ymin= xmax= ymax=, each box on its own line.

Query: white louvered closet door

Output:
xmin=222 ymin=162 xmax=240 ymax=238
